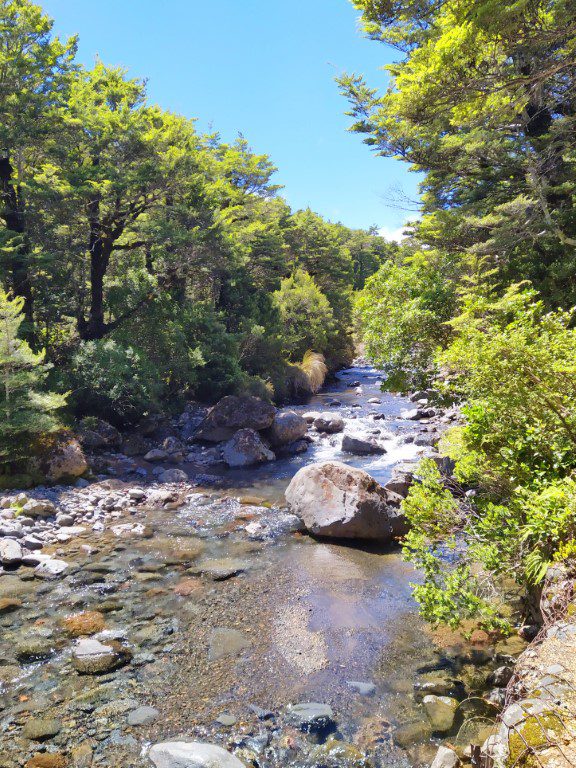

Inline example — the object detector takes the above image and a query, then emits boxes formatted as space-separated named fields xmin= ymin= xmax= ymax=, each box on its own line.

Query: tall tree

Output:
xmin=0 ymin=0 xmax=75 ymax=335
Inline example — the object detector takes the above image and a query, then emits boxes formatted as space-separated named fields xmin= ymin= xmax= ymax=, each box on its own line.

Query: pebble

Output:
xmin=127 ymin=705 xmax=160 ymax=726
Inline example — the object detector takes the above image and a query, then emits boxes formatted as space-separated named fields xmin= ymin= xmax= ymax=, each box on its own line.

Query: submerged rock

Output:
xmin=195 ymin=395 xmax=276 ymax=442
xmin=286 ymin=702 xmax=336 ymax=735
xmin=208 ymin=627 xmax=251 ymax=661
xmin=285 ymin=461 xmax=406 ymax=540
xmin=422 ymin=694 xmax=459 ymax=732
xmin=431 ymin=746 xmax=460 ymax=768
xmin=148 ymin=741 xmax=246 ymax=768
xmin=222 ymin=429 xmax=275 ymax=468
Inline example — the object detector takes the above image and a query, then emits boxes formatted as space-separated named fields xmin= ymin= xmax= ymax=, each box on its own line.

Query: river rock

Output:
xmin=34 ymin=558 xmax=69 ymax=579
xmin=302 ymin=411 xmax=321 ymax=424
xmin=158 ymin=468 xmax=188 ymax=483
xmin=145 ymin=449 xmax=169 ymax=462
xmin=222 ymin=429 xmax=275 ymax=468
xmin=37 ymin=434 xmax=88 ymax=482
xmin=285 ymin=461 xmax=407 ymax=540
xmin=266 ymin=411 xmax=308 ymax=446
xmin=208 ymin=628 xmax=251 ymax=661
xmin=431 ymin=746 xmax=460 ymax=768
xmin=341 ymin=435 xmax=386 ymax=455
xmin=384 ymin=472 xmax=413 ymax=498
xmin=149 ymin=742 xmax=246 ymax=768
xmin=346 ymin=680 xmax=376 ymax=696
xmin=22 ymin=717 xmax=61 ymax=741
xmin=22 ymin=499 xmax=57 ymax=518
xmin=422 ymin=694 xmax=459 ymax=732
xmin=195 ymin=395 xmax=276 ymax=442
xmin=79 ymin=418 xmax=121 ymax=449
xmin=286 ymin=702 xmax=336 ymax=734
xmin=127 ymin=705 xmax=160 ymax=726
xmin=72 ymin=637 xmax=132 ymax=674
xmin=0 ymin=538 xmax=23 ymax=565
xmin=488 ymin=665 xmax=514 ymax=687
xmin=314 ymin=415 xmax=344 ymax=434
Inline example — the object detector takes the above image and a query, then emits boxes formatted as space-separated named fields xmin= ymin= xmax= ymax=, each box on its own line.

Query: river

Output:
xmin=0 ymin=365 xmax=510 ymax=767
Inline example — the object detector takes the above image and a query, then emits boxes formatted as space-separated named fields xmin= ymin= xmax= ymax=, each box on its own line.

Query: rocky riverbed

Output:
xmin=0 ymin=366 xmax=526 ymax=768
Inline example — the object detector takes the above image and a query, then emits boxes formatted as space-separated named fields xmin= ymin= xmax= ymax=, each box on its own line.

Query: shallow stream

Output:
xmin=0 ymin=367 xmax=514 ymax=767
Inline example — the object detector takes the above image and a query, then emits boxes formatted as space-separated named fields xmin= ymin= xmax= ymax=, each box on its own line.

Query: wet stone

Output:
xmin=286 ymin=702 xmax=336 ymax=735
xmin=127 ymin=705 xmax=160 ymax=725
xmin=22 ymin=716 xmax=62 ymax=740
xmin=208 ymin=628 xmax=251 ymax=661
xmin=346 ymin=680 xmax=376 ymax=696
xmin=71 ymin=637 xmax=132 ymax=674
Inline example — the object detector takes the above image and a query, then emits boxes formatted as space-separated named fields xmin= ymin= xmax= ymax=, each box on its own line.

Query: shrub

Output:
xmin=273 ymin=269 xmax=335 ymax=361
xmin=0 ymin=289 xmax=65 ymax=470
xmin=355 ymin=250 xmax=457 ymax=389
xmin=66 ymin=339 xmax=163 ymax=425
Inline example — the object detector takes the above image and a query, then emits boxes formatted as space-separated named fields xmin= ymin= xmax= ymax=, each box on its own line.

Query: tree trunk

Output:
xmin=78 ymin=194 xmax=111 ymax=341
xmin=0 ymin=155 xmax=35 ymax=338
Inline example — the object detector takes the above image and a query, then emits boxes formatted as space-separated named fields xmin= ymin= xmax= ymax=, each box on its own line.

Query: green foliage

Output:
xmin=0 ymin=0 xmax=385 ymax=448
xmin=65 ymin=339 xmax=162 ymax=426
xmin=354 ymin=249 xmax=457 ymax=389
xmin=273 ymin=269 xmax=336 ymax=361
xmin=0 ymin=288 xmax=65 ymax=467
xmin=400 ymin=282 xmax=576 ymax=627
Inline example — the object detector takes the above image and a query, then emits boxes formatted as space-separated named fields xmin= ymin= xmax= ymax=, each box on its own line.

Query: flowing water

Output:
xmin=0 ymin=366 xmax=506 ymax=767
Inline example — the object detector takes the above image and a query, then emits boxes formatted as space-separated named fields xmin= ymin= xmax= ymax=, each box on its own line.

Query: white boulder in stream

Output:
xmin=285 ymin=461 xmax=407 ymax=540
xmin=149 ymin=741 xmax=246 ymax=768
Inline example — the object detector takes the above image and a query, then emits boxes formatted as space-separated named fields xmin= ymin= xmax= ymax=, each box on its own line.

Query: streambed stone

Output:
xmin=72 ymin=637 xmax=132 ymax=674
xmin=286 ymin=702 xmax=336 ymax=735
xmin=127 ymin=705 xmax=160 ymax=725
xmin=422 ymin=694 xmax=459 ymax=732
xmin=149 ymin=741 xmax=246 ymax=768
xmin=222 ymin=429 xmax=275 ymax=468
xmin=22 ymin=716 xmax=61 ymax=740
xmin=0 ymin=538 xmax=23 ymax=565
xmin=208 ymin=628 xmax=251 ymax=661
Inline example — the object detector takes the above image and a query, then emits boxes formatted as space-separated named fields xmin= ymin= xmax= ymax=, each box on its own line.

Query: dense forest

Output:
xmin=0 ymin=0 xmax=395 ymax=474
xmin=345 ymin=0 xmax=576 ymax=628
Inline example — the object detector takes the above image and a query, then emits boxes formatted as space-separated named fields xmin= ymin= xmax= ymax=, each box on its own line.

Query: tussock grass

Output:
xmin=298 ymin=351 xmax=328 ymax=394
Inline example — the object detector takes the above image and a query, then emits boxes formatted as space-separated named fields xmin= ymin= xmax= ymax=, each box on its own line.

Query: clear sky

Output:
xmin=41 ymin=0 xmax=420 ymax=237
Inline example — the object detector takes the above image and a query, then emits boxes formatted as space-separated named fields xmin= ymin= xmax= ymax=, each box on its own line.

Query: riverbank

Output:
xmin=0 ymin=366 xmax=524 ymax=768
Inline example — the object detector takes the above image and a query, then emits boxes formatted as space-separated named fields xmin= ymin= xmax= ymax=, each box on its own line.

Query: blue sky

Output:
xmin=42 ymin=0 xmax=420 ymax=237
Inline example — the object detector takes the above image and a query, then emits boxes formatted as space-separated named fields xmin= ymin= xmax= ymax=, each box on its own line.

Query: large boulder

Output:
xmin=195 ymin=396 xmax=276 ymax=442
xmin=222 ymin=429 xmax=275 ymax=468
xmin=266 ymin=411 xmax=308 ymax=446
xmin=32 ymin=433 xmax=88 ymax=483
xmin=285 ymin=461 xmax=407 ymax=540
xmin=149 ymin=742 xmax=246 ymax=768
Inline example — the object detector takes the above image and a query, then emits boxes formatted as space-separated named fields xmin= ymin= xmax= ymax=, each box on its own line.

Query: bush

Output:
xmin=117 ymin=299 xmax=244 ymax=404
xmin=355 ymin=250 xmax=457 ymax=389
xmin=401 ymin=281 xmax=576 ymax=630
xmin=0 ymin=289 xmax=65 ymax=470
xmin=273 ymin=269 xmax=335 ymax=361
xmin=66 ymin=339 xmax=163 ymax=426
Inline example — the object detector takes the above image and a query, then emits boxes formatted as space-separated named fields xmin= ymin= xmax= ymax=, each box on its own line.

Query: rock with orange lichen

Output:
xmin=61 ymin=610 xmax=105 ymax=637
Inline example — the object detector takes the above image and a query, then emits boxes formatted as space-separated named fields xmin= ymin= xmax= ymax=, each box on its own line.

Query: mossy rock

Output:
xmin=507 ymin=712 xmax=564 ymax=767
